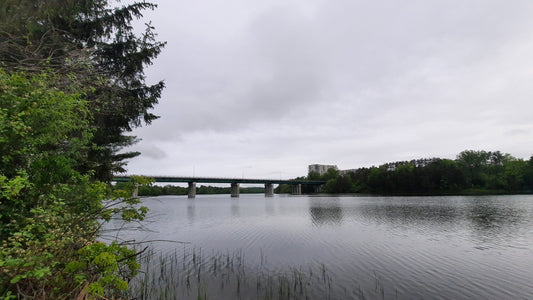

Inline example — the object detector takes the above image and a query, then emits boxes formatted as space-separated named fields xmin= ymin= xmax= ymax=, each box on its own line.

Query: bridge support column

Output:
xmin=188 ymin=182 xmax=196 ymax=198
xmin=291 ymin=184 xmax=302 ymax=195
xmin=133 ymin=183 xmax=139 ymax=198
xmin=265 ymin=183 xmax=274 ymax=197
xmin=314 ymin=185 xmax=322 ymax=193
xmin=231 ymin=182 xmax=240 ymax=198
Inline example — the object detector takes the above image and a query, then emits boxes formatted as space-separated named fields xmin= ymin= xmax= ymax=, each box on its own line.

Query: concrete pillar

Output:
xmin=133 ymin=183 xmax=139 ymax=198
xmin=265 ymin=183 xmax=274 ymax=197
xmin=314 ymin=185 xmax=322 ymax=193
xmin=291 ymin=184 xmax=302 ymax=195
xmin=188 ymin=182 xmax=196 ymax=198
xmin=231 ymin=182 xmax=240 ymax=198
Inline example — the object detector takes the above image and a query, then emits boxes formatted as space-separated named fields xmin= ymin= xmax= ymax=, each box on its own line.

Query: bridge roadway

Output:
xmin=113 ymin=176 xmax=326 ymax=198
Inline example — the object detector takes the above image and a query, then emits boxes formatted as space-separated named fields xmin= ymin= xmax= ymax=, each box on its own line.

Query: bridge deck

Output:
xmin=113 ymin=176 xmax=325 ymax=185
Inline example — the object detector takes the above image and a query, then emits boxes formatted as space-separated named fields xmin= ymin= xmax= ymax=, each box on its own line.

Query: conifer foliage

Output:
xmin=0 ymin=0 xmax=166 ymax=181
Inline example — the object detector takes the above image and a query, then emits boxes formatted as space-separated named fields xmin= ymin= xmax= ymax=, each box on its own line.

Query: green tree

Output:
xmin=0 ymin=0 xmax=165 ymax=181
xmin=366 ymin=166 xmax=387 ymax=193
xmin=0 ymin=70 xmax=151 ymax=298
xmin=427 ymin=159 xmax=465 ymax=192
xmin=323 ymin=174 xmax=356 ymax=193
xmin=322 ymin=168 xmax=339 ymax=181
xmin=524 ymin=156 xmax=533 ymax=191
xmin=503 ymin=158 xmax=526 ymax=192
xmin=274 ymin=184 xmax=291 ymax=194
xmin=391 ymin=163 xmax=415 ymax=193
xmin=307 ymin=171 xmax=321 ymax=181
xmin=0 ymin=69 xmax=92 ymax=237
xmin=456 ymin=150 xmax=491 ymax=187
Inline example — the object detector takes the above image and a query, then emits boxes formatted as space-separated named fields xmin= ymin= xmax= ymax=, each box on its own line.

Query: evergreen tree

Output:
xmin=0 ymin=0 xmax=165 ymax=181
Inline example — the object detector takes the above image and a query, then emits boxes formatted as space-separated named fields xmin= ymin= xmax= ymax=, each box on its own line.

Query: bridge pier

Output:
xmin=188 ymin=182 xmax=196 ymax=198
xmin=113 ymin=176 xmax=326 ymax=197
xmin=133 ymin=183 xmax=139 ymax=198
xmin=231 ymin=182 xmax=240 ymax=198
xmin=291 ymin=184 xmax=302 ymax=195
xmin=265 ymin=183 xmax=274 ymax=197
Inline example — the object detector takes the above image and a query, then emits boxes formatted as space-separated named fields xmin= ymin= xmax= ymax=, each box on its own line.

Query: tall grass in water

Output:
xmin=128 ymin=247 xmax=397 ymax=300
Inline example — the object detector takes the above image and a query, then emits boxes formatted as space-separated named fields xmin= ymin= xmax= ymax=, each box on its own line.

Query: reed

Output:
xmin=127 ymin=246 xmax=396 ymax=299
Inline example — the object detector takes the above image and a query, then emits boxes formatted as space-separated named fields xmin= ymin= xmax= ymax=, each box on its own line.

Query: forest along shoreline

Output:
xmin=129 ymin=150 xmax=533 ymax=197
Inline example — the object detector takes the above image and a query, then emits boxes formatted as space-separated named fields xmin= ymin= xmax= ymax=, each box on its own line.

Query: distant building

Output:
xmin=308 ymin=164 xmax=338 ymax=176
xmin=339 ymin=169 xmax=357 ymax=175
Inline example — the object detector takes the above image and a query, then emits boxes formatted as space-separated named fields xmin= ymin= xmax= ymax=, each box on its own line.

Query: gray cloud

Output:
xmin=133 ymin=143 xmax=168 ymax=160
xmin=125 ymin=0 xmax=533 ymax=178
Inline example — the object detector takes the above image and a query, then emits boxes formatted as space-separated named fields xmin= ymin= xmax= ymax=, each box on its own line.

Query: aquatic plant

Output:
xmin=127 ymin=246 xmax=397 ymax=300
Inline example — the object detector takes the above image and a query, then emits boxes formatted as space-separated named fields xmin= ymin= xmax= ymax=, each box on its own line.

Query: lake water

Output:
xmin=114 ymin=194 xmax=533 ymax=299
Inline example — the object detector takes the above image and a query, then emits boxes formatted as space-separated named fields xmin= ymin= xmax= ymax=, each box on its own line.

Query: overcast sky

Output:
xmin=123 ymin=0 xmax=533 ymax=179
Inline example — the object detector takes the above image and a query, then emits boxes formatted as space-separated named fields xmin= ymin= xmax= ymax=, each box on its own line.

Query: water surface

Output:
xmin=115 ymin=194 xmax=533 ymax=299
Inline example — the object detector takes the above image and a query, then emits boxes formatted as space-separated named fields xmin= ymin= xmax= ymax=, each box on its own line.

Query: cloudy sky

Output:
xmin=124 ymin=0 xmax=533 ymax=179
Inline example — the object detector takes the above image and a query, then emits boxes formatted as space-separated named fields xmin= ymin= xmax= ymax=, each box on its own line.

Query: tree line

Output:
xmin=300 ymin=150 xmax=533 ymax=195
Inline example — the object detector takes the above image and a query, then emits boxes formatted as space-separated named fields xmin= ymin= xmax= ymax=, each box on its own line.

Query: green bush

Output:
xmin=0 ymin=69 xmax=151 ymax=299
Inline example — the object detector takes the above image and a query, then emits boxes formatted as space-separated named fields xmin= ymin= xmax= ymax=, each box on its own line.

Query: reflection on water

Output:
xmin=264 ymin=199 xmax=274 ymax=215
xmin=186 ymin=199 xmax=195 ymax=224
xmin=464 ymin=197 xmax=529 ymax=247
xmin=337 ymin=196 xmax=529 ymax=244
xmin=230 ymin=198 xmax=239 ymax=217
xmin=115 ymin=194 xmax=533 ymax=300
xmin=355 ymin=201 xmax=462 ymax=228
xmin=309 ymin=198 xmax=343 ymax=226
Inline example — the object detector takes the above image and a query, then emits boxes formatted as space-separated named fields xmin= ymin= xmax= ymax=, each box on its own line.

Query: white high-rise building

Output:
xmin=308 ymin=164 xmax=338 ymax=176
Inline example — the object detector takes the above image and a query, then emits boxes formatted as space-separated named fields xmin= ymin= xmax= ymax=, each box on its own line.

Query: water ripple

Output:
xmin=117 ymin=194 xmax=533 ymax=299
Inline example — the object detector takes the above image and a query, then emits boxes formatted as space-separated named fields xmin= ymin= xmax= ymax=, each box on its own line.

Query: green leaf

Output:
xmin=10 ymin=275 xmax=22 ymax=284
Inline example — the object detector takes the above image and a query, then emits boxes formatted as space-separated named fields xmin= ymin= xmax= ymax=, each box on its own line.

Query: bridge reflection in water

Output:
xmin=113 ymin=176 xmax=326 ymax=198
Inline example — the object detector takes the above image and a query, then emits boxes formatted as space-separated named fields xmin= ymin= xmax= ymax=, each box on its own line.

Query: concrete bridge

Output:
xmin=113 ymin=176 xmax=326 ymax=198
